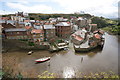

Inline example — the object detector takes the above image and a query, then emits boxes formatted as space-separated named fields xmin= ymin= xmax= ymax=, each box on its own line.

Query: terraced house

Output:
xmin=55 ymin=22 xmax=71 ymax=39
xmin=31 ymin=29 xmax=44 ymax=44
xmin=5 ymin=28 xmax=28 ymax=39
xmin=43 ymin=24 xmax=55 ymax=41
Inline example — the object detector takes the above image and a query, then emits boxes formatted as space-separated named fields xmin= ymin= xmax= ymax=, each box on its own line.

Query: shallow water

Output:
xmin=2 ymin=33 xmax=119 ymax=78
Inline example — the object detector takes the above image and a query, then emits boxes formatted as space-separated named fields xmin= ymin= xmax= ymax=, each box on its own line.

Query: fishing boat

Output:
xmin=35 ymin=57 xmax=50 ymax=63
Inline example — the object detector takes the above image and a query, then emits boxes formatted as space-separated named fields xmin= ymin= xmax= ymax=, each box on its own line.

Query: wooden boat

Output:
xmin=35 ymin=57 xmax=50 ymax=63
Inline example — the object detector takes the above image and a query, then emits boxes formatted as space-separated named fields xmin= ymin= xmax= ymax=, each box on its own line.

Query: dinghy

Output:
xmin=35 ymin=57 xmax=50 ymax=63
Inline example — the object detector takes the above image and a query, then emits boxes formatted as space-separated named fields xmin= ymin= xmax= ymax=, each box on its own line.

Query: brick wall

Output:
xmin=55 ymin=26 xmax=71 ymax=39
xmin=6 ymin=31 xmax=28 ymax=39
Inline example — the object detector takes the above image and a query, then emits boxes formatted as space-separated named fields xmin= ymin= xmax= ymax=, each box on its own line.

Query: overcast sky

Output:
xmin=0 ymin=0 xmax=119 ymax=18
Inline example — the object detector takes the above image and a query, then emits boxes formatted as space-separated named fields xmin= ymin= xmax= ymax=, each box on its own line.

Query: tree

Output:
xmin=30 ymin=17 xmax=35 ymax=20
xmin=92 ymin=17 xmax=108 ymax=28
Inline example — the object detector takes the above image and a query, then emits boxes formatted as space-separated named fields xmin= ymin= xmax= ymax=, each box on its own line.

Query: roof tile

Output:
xmin=31 ymin=29 xmax=44 ymax=34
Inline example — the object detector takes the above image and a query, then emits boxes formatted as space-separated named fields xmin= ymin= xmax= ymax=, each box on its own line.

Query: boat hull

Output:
xmin=35 ymin=58 xmax=50 ymax=63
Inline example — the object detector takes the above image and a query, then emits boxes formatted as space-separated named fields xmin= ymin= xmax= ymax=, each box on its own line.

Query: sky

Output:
xmin=0 ymin=0 xmax=119 ymax=18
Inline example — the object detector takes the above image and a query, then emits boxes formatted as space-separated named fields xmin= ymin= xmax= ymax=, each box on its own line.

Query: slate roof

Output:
xmin=5 ymin=28 xmax=27 ymax=32
xmin=55 ymin=22 xmax=70 ymax=26
xmin=34 ymin=25 xmax=43 ymax=29
xmin=44 ymin=25 xmax=55 ymax=29
xmin=31 ymin=29 xmax=44 ymax=34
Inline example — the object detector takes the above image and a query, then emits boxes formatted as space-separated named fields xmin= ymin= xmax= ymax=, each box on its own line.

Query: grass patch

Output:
xmin=102 ymin=25 xmax=120 ymax=35
xmin=28 ymin=42 xmax=34 ymax=46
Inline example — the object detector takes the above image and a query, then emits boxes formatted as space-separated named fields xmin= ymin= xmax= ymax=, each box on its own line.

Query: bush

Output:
xmin=19 ymin=39 xmax=28 ymax=41
xmin=28 ymin=42 xmax=34 ymax=46
xmin=56 ymin=39 xmax=63 ymax=43
xmin=102 ymin=25 xmax=120 ymax=35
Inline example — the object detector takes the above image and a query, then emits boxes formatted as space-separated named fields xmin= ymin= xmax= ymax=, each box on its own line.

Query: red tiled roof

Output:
xmin=0 ymin=17 xmax=9 ymax=20
xmin=24 ymin=20 xmax=30 ymax=22
xmin=75 ymin=35 xmax=83 ymax=41
xmin=94 ymin=33 xmax=101 ymax=39
xmin=78 ymin=17 xmax=82 ymax=18
xmin=89 ymin=24 xmax=97 ymax=26
xmin=72 ymin=34 xmax=76 ymax=37
xmin=72 ymin=34 xmax=83 ymax=41
xmin=31 ymin=29 xmax=44 ymax=34
xmin=67 ymin=22 xmax=70 ymax=24
xmin=25 ymin=26 xmax=31 ymax=29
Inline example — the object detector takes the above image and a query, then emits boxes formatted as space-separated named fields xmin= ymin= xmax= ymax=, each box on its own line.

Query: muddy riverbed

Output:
xmin=2 ymin=33 xmax=119 ymax=78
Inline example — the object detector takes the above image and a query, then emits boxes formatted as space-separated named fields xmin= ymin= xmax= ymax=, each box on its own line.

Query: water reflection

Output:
xmin=50 ymin=33 xmax=118 ymax=77
xmin=2 ymin=33 xmax=119 ymax=78
xmin=75 ymin=47 xmax=103 ymax=58
xmin=63 ymin=67 xmax=75 ymax=78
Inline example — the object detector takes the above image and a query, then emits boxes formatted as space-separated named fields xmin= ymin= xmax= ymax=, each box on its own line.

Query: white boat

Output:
xmin=28 ymin=51 xmax=33 ymax=55
xmin=35 ymin=57 xmax=50 ymax=63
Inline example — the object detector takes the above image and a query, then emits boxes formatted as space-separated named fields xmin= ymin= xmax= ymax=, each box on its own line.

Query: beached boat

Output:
xmin=35 ymin=57 xmax=50 ymax=63
xmin=28 ymin=51 xmax=33 ymax=55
